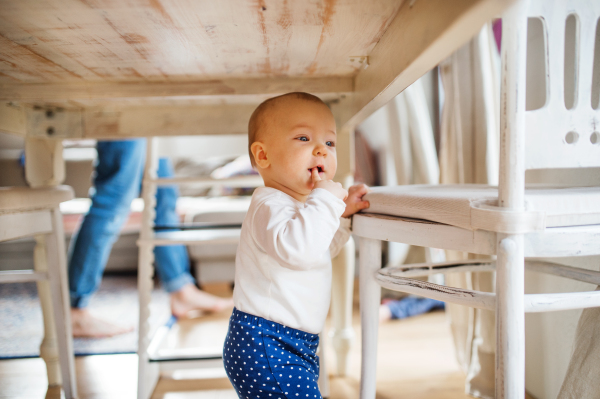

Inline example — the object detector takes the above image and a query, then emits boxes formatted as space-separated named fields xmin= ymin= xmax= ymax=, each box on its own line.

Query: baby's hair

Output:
xmin=248 ymin=92 xmax=326 ymax=167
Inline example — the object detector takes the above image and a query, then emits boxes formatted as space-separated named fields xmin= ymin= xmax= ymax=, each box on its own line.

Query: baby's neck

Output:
xmin=263 ymin=178 xmax=308 ymax=203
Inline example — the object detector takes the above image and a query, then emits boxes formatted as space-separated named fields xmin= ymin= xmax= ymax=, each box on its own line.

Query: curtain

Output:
xmin=438 ymin=24 xmax=500 ymax=399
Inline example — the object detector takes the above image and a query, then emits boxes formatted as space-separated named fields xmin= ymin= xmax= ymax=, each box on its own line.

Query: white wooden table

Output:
xmin=0 ymin=0 xmax=515 ymax=397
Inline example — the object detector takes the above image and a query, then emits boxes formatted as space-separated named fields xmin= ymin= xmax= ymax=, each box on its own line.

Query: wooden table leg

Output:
xmin=25 ymin=138 xmax=65 ymax=188
xmin=330 ymin=237 xmax=355 ymax=376
xmin=359 ymin=238 xmax=382 ymax=399
xmin=329 ymin=115 xmax=357 ymax=377
xmin=317 ymin=333 xmax=330 ymax=398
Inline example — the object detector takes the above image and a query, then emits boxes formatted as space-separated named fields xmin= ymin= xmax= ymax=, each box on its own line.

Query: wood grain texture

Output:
xmin=359 ymin=237 xmax=382 ymax=399
xmin=82 ymin=103 xmax=256 ymax=139
xmin=330 ymin=237 xmax=355 ymax=376
xmin=0 ymin=0 xmax=401 ymax=83
xmin=0 ymin=211 xmax=52 ymax=242
xmin=0 ymin=103 xmax=26 ymax=136
xmin=0 ymin=77 xmax=353 ymax=101
xmin=343 ymin=0 xmax=514 ymax=129
xmin=523 ymin=1 xmax=600 ymax=169
xmin=352 ymin=213 xmax=498 ymax=255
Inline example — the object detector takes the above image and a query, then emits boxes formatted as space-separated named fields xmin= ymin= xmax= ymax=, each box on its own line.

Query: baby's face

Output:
xmin=261 ymin=99 xmax=337 ymax=198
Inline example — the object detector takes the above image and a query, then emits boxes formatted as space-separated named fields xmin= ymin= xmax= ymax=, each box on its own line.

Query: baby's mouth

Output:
xmin=309 ymin=165 xmax=325 ymax=174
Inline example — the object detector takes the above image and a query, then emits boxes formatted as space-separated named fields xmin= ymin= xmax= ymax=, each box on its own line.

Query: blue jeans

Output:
xmin=68 ymin=139 xmax=194 ymax=308
xmin=385 ymin=296 xmax=445 ymax=320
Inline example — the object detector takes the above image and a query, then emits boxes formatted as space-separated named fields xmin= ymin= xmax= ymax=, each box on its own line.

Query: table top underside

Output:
xmin=0 ymin=0 xmax=513 ymax=138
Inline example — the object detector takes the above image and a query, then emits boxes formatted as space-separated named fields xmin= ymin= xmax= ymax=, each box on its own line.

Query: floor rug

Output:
xmin=0 ymin=274 xmax=171 ymax=359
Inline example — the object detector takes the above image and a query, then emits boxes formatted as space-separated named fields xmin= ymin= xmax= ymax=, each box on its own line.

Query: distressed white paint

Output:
xmin=329 ymin=236 xmax=356 ymax=376
xmin=137 ymin=138 xmax=160 ymax=399
xmin=0 ymin=211 xmax=52 ymax=242
xmin=353 ymin=213 xmax=498 ymax=255
xmin=24 ymin=138 xmax=65 ymax=188
xmin=0 ymin=188 xmax=76 ymax=398
xmin=354 ymin=2 xmax=600 ymax=398
xmin=524 ymin=1 xmax=600 ymax=169
xmin=358 ymin=238 xmax=382 ymax=399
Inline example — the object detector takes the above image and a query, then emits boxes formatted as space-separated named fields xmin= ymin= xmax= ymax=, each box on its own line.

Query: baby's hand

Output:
xmin=341 ymin=183 xmax=370 ymax=218
xmin=311 ymin=168 xmax=348 ymax=201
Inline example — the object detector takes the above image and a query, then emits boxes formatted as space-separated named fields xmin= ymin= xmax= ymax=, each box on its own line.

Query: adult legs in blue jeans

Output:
xmin=68 ymin=139 xmax=232 ymax=338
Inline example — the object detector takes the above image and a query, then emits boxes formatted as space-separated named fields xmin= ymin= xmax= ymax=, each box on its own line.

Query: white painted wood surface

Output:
xmin=384 ymin=259 xmax=600 ymax=286
xmin=137 ymin=138 xmax=161 ymax=399
xmin=33 ymin=236 xmax=61 ymax=389
xmin=0 ymin=77 xmax=353 ymax=101
xmin=0 ymin=270 xmax=48 ymax=283
xmin=329 ymin=235 xmax=355 ymax=377
xmin=344 ymin=0 xmax=515 ymax=130
xmin=0 ymin=211 xmax=52 ymax=242
xmin=355 ymin=210 xmax=600 ymax=259
xmin=0 ymin=188 xmax=76 ymax=398
xmin=0 ymin=1 xmax=520 ymax=397
xmin=0 ymin=102 xmax=26 ymax=136
xmin=495 ymin=1 xmax=527 ymax=395
xmin=24 ymin=138 xmax=65 ymax=188
xmin=495 ymin=235 xmax=525 ymax=399
xmin=353 ymin=213 xmax=498 ymax=255
xmin=524 ymin=1 xmax=600 ymax=170
xmin=317 ymin=334 xmax=330 ymax=398
xmin=358 ymin=238 xmax=381 ymax=399
xmin=0 ymin=1 xmax=401 ymax=85
xmin=45 ymin=208 xmax=77 ymax=399
xmin=1 ymin=0 xmax=514 ymax=140
xmin=328 ymin=119 xmax=356 ymax=379
xmin=354 ymin=1 xmax=600 ymax=398
xmin=376 ymin=259 xmax=600 ymax=313
xmin=525 ymin=261 xmax=600 ymax=286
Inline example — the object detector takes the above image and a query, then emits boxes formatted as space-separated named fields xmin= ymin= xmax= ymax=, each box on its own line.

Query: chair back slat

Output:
xmin=523 ymin=0 xmax=600 ymax=170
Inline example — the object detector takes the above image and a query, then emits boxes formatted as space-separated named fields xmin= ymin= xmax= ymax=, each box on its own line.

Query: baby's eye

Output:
xmin=297 ymin=136 xmax=309 ymax=142
xmin=326 ymin=141 xmax=335 ymax=147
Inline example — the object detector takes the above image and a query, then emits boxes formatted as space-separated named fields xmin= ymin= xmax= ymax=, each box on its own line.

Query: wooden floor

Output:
xmin=0 ymin=282 xmax=472 ymax=399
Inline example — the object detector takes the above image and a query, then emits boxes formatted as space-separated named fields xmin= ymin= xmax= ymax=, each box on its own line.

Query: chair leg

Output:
xmin=138 ymin=138 xmax=160 ymax=399
xmin=317 ymin=333 xmax=330 ymax=398
xmin=496 ymin=234 xmax=525 ymax=399
xmin=45 ymin=208 xmax=77 ymax=399
xmin=359 ymin=238 xmax=382 ymax=399
xmin=330 ymin=236 xmax=355 ymax=376
xmin=35 ymin=236 xmax=61 ymax=387
xmin=137 ymin=241 xmax=160 ymax=399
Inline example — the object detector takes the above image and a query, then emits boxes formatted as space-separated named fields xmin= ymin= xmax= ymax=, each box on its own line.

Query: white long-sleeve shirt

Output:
xmin=233 ymin=187 xmax=351 ymax=334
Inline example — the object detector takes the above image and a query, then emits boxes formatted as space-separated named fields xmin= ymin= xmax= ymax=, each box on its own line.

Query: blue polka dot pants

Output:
xmin=223 ymin=308 xmax=322 ymax=399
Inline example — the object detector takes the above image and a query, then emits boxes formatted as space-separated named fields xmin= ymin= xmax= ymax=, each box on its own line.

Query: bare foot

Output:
xmin=379 ymin=304 xmax=392 ymax=323
xmin=71 ymin=308 xmax=134 ymax=338
xmin=170 ymin=283 xmax=234 ymax=319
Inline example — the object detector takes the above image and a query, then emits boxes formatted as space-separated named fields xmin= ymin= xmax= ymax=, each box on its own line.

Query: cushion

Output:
xmin=362 ymin=184 xmax=600 ymax=230
xmin=0 ymin=185 xmax=74 ymax=212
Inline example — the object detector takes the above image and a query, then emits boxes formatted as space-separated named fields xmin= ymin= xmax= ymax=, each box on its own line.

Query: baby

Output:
xmin=223 ymin=92 xmax=369 ymax=399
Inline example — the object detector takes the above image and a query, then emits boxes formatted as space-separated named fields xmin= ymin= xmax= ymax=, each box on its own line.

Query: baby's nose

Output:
xmin=314 ymin=144 xmax=327 ymax=155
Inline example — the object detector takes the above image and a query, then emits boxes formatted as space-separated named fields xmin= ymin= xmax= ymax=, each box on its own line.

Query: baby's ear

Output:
xmin=251 ymin=142 xmax=270 ymax=169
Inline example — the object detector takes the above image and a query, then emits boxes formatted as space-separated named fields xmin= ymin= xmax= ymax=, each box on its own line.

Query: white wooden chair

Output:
xmin=355 ymin=1 xmax=600 ymax=398
xmin=0 ymin=185 xmax=77 ymax=399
